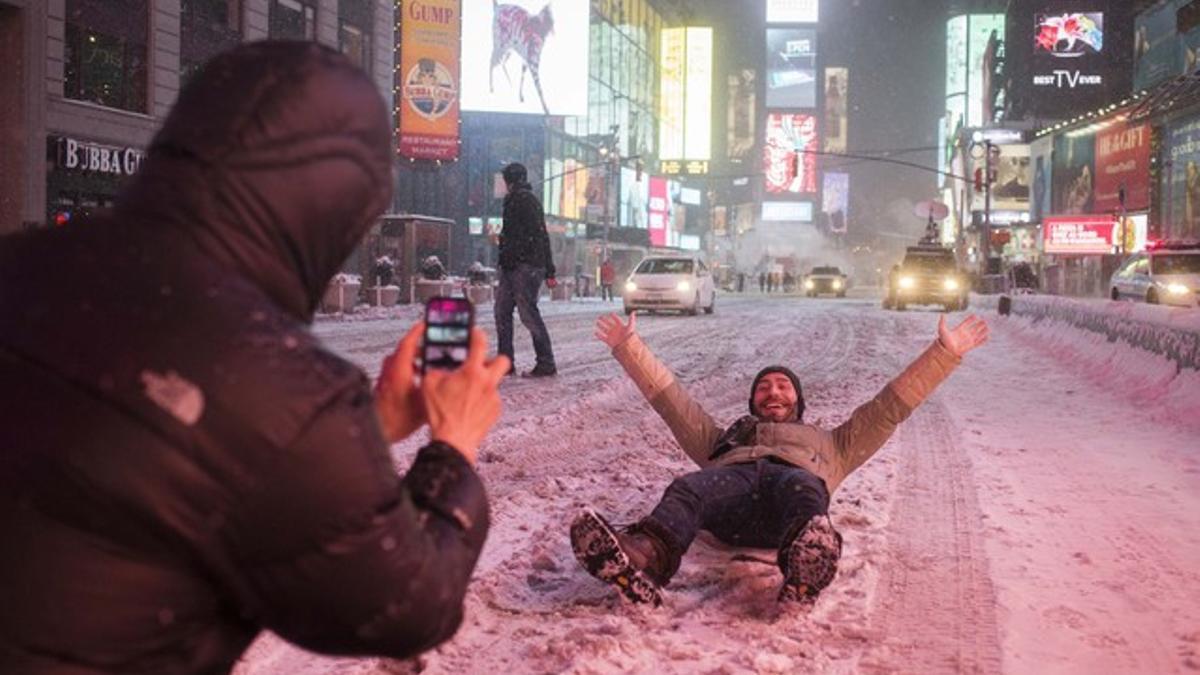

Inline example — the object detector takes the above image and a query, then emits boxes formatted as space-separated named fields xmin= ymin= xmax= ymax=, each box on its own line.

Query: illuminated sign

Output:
xmin=648 ymin=178 xmax=670 ymax=246
xmin=762 ymin=201 xmax=814 ymax=222
xmin=1094 ymin=123 xmax=1150 ymax=212
xmin=727 ymin=69 xmax=757 ymax=162
xmin=966 ymin=14 xmax=1003 ymax=126
xmin=766 ymin=0 xmax=818 ymax=24
xmin=620 ymin=166 xmax=649 ymax=229
xmin=824 ymin=68 xmax=848 ymax=153
xmin=763 ymin=113 xmax=818 ymax=195
xmin=460 ymin=0 xmax=589 ymax=115
xmin=1043 ymin=215 xmax=1115 ymax=254
xmin=766 ymin=28 xmax=817 ymax=108
xmin=680 ymin=187 xmax=702 ymax=205
xmin=398 ymin=0 xmax=461 ymax=160
xmin=660 ymin=159 xmax=710 ymax=175
xmin=1031 ymin=12 xmax=1105 ymax=91
xmin=660 ymin=27 xmax=713 ymax=162
xmin=822 ymin=172 xmax=849 ymax=234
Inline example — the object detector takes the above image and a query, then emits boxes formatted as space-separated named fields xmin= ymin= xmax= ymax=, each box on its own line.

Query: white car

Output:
xmin=804 ymin=265 xmax=848 ymax=297
xmin=623 ymin=256 xmax=716 ymax=316
xmin=1109 ymin=241 xmax=1200 ymax=308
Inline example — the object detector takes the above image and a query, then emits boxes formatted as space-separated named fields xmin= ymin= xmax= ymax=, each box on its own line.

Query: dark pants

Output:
xmin=495 ymin=263 xmax=555 ymax=368
xmin=600 ymin=283 xmax=614 ymax=301
xmin=639 ymin=460 xmax=830 ymax=582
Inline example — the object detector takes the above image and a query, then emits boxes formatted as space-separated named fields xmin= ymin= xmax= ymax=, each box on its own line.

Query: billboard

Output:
xmin=727 ymin=69 xmax=757 ymax=162
xmin=766 ymin=0 xmax=817 ymax=24
xmin=648 ymin=177 xmax=670 ymax=246
xmin=1030 ymin=12 xmax=1106 ymax=102
xmin=1030 ymin=135 xmax=1053 ymax=223
xmin=764 ymin=113 xmax=818 ymax=195
xmin=460 ymin=0 xmax=589 ymax=115
xmin=822 ymin=172 xmax=849 ymax=234
xmin=973 ymin=144 xmax=1030 ymax=212
xmin=398 ymin=0 xmax=461 ymax=160
xmin=1043 ymin=215 xmax=1116 ymax=254
xmin=762 ymin=201 xmax=814 ymax=222
xmin=824 ymin=68 xmax=848 ymax=153
xmin=1134 ymin=1 xmax=1183 ymax=91
xmin=766 ymin=28 xmax=817 ymax=108
xmin=620 ymin=166 xmax=649 ymax=229
xmin=967 ymin=15 xmax=1004 ymax=126
xmin=1167 ymin=114 xmax=1200 ymax=239
xmin=1052 ymin=131 xmax=1096 ymax=215
xmin=660 ymin=27 xmax=713 ymax=162
xmin=1094 ymin=123 xmax=1150 ymax=213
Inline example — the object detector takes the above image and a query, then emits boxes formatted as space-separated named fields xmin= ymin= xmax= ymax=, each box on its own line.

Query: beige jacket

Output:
xmin=611 ymin=334 xmax=961 ymax=494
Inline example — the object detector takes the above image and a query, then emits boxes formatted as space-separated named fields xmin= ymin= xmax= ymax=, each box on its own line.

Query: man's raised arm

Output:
xmin=595 ymin=313 xmax=722 ymax=467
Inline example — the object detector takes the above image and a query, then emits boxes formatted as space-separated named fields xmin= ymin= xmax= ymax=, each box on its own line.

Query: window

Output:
xmin=338 ymin=0 xmax=372 ymax=70
xmin=180 ymin=0 xmax=241 ymax=84
xmin=637 ymin=258 xmax=693 ymax=274
xmin=64 ymin=0 xmax=148 ymax=112
xmin=1152 ymin=254 xmax=1200 ymax=275
xmin=269 ymin=0 xmax=315 ymax=40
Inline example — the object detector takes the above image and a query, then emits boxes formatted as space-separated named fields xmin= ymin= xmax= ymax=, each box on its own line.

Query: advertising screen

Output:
xmin=1030 ymin=12 xmax=1105 ymax=98
xmin=763 ymin=113 xmax=818 ymax=195
xmin=648 ymin=178 xmax=670 ymax=246
xmin=727 ymin=70 xmax=757 ymax=163
xmin=973 ymin=144 xmax=1030 ymax=212
xmin=1167 ymin=115 xmax=1200 ymax=239
xmin=1030 ymin=135 xmax=1053 ymax=223
xmin=946 ymin=15 xmax=968 ymax=97
xmin=660 ymin=27 xmax=712 ymax=161
xmin=766 ymin=0 xmax=818 ymax=24
xmin=1052 ymin=131 xmax=1096 ymax=215
xmin=1094 ymin=123 xmax=1150 ymax=213
xmin=824 ymin=68 xmax=848 ymax=153
xmin=766 ymin=28 xmax=817 ymax=108
xmin=620 ymin=166 xmax=649 ymax=229
xmin=1043 ymin=215 xmax=1115 ymax=254
xmin=967 ymin=15 xmax=1004 ymax=126
xmin=398 ymin=0 xmax=461 ymax=160
xmin=460 ymin=0 xmax=589 ymax=115
xmin=822 ymin=172 xmax=849 ymax=234
xmin=762 ymin=201 xmax=814 ymax=222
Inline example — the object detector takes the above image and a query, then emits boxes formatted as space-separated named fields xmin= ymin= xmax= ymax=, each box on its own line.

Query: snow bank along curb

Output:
xmin=973 ymin=294 xmax=1200 ymax=372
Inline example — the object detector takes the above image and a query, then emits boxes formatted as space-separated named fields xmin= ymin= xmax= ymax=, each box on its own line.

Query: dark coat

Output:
xmin=498 ymin=183 xmax=555 ymax=277
xmin=0 ymin=42 xmax=489 ymax=673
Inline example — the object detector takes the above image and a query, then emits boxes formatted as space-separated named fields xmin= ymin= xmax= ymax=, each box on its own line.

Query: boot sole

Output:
xmin=570 ymin=510 xmax=662 ymax=606
xmin=778 ymin=515 xmax=842 ymax=604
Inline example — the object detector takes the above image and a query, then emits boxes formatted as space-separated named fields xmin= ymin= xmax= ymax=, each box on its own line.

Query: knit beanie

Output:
xmin=749 ymin=365 xmax=805 ymax=421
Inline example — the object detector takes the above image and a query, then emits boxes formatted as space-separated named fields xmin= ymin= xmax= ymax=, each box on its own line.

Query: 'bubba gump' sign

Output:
xmin=54 ymin=136 xmax=144 ymax=176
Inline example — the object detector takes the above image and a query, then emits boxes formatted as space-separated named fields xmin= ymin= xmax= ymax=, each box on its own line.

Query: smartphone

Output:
xmin=423 ymin=296 xmax=474 ymax=374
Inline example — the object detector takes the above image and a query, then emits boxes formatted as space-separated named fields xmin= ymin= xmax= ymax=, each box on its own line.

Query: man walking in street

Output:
xmin=570 ymin=311 xmax=989 ymax=606
xmin=493 ymin=162 xmax=558 ymax=377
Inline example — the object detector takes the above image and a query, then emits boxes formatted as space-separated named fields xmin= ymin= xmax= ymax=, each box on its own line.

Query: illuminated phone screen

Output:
xmin=423 ymin=298 xmax=473 ymax=373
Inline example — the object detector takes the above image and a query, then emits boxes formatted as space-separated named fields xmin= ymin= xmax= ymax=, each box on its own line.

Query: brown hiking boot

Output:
xmin=570 ymin=509 xmax=664 ymax=606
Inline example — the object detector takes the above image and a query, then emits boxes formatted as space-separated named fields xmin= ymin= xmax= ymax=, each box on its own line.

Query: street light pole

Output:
xmin=982 ymin=139 xmax=993 ymax=269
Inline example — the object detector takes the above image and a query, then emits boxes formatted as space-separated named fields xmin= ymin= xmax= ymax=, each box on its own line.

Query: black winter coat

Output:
xmin=0 ymin=42 xmax=489 ymax=673
xmin=498 ymin=183 xmax=555 ymax=277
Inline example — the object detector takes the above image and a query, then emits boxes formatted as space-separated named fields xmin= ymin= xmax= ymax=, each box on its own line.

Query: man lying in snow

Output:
xmin=571 ymin=312 xmax=989 ymax=605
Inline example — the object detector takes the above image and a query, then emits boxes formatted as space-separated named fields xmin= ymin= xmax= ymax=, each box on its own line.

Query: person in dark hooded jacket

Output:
xmin=570 ymin=311 xmax=989 ymax=606
xmin=0 ymin=41 xmax=510 ymax=673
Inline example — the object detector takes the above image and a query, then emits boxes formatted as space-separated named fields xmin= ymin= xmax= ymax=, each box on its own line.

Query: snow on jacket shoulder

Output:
xmin=610 ymin=332 xmax=960 ymax=494
xmin=0 ymin=42 xmax=487 ymax=674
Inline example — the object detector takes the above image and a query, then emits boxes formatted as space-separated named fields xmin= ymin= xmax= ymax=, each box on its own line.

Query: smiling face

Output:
xmin=752 ymin=372 xmax=798 ymax=422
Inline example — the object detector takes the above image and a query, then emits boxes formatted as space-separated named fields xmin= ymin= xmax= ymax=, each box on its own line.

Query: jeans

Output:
xmin=601 ymin=283 xmax=614 ymax=301
xmin=640 ymin=460 xmax=830 ymax=582
xmin=494 ymin=263 xmax=555 ymax=368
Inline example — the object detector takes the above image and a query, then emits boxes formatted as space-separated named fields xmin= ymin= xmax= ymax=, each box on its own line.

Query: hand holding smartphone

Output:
xmin=422 ymin=296 xmax=474 ymax=374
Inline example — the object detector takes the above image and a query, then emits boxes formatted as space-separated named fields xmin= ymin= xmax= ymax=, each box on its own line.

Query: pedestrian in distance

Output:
xmin=571 ymin=311 xmax=989 ymax=606
xmin=0 ymin=41 xmax=510 ymax=672
xmin=600 ymin=257 xmax=616 ymax=302
xmin=492 ymin=162 xmax=558 ymax=377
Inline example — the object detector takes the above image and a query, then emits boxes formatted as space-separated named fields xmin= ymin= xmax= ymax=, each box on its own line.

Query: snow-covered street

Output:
xmin=237 ymin=295 xmax=1200 ymax=675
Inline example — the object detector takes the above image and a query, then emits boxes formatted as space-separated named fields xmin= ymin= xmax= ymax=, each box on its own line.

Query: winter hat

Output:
xmin=502 ymin=162 xmax=528 ymax=185
xmin=749 ymin=365 xmax=805 ymax=421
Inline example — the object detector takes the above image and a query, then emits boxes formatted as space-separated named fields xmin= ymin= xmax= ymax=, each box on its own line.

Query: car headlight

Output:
xmin=832 ymin=279 xmax=843 ymax=289
xmin=805 ymin=279 xmax=815 ymax=289
xmin=944 ymin=277 xmax=960 ymax=291
xmin=1166 ymin=282 xmax=1191 ymax=295
xmin=625 ymin=280 xmax=637 ymax=292
xmin=676 ymin=280 xmax=692 ymax=292
xmin=899 ymin=276 xmax=915 ymax=289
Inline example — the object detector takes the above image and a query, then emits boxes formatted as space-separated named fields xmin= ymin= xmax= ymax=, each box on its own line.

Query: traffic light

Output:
xmin=53 ymin=211 xmax=72 ymax=226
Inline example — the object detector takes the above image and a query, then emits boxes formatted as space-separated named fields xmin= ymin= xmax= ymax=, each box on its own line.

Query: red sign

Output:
xmin=648 ymin=177 xmax=669 ymax=247
xmin=1043 ymin=215 xmax=1116 ymax=254
xmin=1094 ymin=122 xmax=1150 ymax=213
